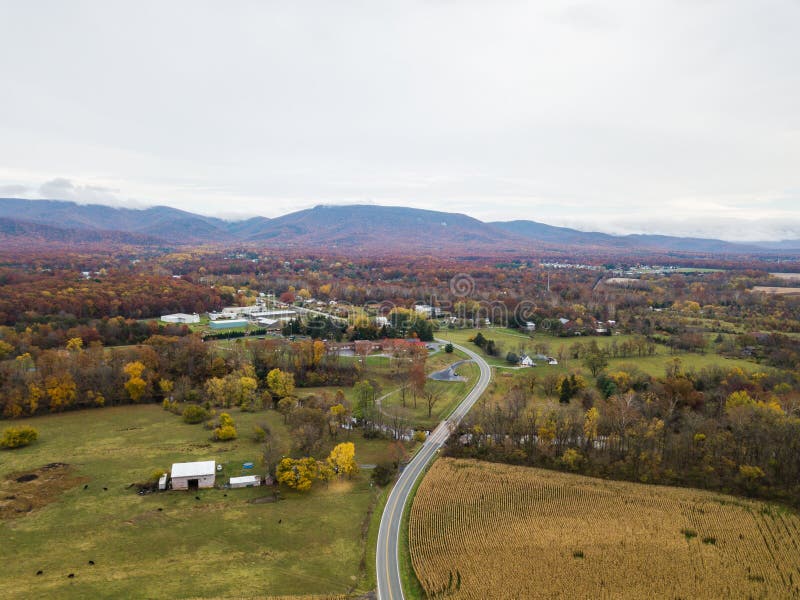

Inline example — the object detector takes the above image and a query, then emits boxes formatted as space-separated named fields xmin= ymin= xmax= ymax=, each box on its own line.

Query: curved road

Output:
xmin=376 ymin=340 xmax=492 ymax=600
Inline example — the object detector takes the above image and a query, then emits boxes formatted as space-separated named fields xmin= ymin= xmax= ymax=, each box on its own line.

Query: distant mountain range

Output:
xmin=0 ymin=198 xmax=798 ymax=255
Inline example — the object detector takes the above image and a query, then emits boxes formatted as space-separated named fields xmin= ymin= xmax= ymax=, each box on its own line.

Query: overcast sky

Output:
xmin=1 ymin=1 xmax=799 ymax=241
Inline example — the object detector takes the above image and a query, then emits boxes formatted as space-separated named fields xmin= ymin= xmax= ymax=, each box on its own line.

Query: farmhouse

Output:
xmin=171 ymin=460 xmax=216 ymax=490
xmin=161 ymin=313 xmax=200 ymax=324
xmin=520 ymin=355 xmax=535 ymax=367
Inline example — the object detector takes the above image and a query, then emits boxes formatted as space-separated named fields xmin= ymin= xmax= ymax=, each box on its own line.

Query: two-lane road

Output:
xmin=376 ymin=340 xmax=492 ymax=600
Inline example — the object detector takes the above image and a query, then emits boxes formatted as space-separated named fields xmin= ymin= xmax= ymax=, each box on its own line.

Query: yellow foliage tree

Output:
xmin=276 ymin=457 xmax=319 ymax=491
xmin=204 ymin=377 xmax=228 ymax=407
xmin=313 ymin=340 xmax=326 ymax=366
xmin=158 ymin=379 xmax=174 ymax=400
xmin=66 ymin=337 xmax=83 ymax=352
xmin=267 ymin=368 xmax=295 ymax=399
xmin=45 ymin=373 xmax=77 ymax=412
xmin=583 ymin=407 xmax=599 ymax=446
xmin=327 ymin=442 xmax=359 ymax=478
xmin=238 ymin=375 xmax=259 ymax=407
xmin=0 ymin=340 xmax=14 ymax=359
xmin=561 ymin=448 xmax=583 ymax=471
xmin=213 ymin=412 xmax=237 ymax=441
xmin=27 ymin=383 xmax=42 ymax=415
xmin=123 ymin=361 xmax=148 ymax=403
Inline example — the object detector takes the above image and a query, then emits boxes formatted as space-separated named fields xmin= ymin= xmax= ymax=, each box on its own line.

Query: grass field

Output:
xmin=0 ymin=405 xmax=391 ymax=599
xmin=379 ymin=361 xmax=479 ymax=430
xmin=409 ymin=458 xmax=800 ymax=599
xmin=439 ymin=327 xmax=762 ymax=377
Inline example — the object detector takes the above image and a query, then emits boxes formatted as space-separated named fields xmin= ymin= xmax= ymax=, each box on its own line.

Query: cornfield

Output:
xmin=409 ymin=458 xmax=800 ymax=599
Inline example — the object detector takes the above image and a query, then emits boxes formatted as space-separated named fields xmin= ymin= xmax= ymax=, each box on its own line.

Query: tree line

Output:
xmin=445 ymin=360 xmax=800 ymax=506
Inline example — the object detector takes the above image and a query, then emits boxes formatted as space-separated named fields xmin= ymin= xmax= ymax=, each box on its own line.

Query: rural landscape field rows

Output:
xmin=410 ymin=458 xmax=800 ymax=599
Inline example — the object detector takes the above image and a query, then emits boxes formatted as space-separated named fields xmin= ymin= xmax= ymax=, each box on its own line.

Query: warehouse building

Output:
xmin=160 ymin=313 xmax=200 ymax=324
xmin=209 ymin=319 xmax=248 ymax=330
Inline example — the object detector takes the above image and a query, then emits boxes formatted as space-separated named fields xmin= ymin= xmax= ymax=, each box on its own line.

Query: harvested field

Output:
xmin=752 ymin=286 xmax=800 ymax=295
xmin=602 ymin=277 xmax=649 ymax=288
xmin=409 ymin=458 xmax=800 ymax=599
xmin=0 ymin=463 xmax=88 ymax=520
xmin=770 ymin=273 xmax=800 ymax=281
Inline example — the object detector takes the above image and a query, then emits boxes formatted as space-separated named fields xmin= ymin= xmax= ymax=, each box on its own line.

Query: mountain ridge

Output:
xmin=0 ymin=198 xmax=797 ymax=255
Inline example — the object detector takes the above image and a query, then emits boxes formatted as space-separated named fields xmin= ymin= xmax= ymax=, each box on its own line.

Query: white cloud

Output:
xmin=0 ymin=1 xmax=798 ymax=241
xmin=0 ymin=184 xmax=29 ymax=197
xmin=38 ymin=178 xmax=118 ymax=205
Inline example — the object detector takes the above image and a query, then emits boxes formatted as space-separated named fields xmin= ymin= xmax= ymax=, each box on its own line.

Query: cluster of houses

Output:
xmin=518 ymin=354 xmax=559 ymax=367
xmin=159 ymin=460 xmax=264 ymax=491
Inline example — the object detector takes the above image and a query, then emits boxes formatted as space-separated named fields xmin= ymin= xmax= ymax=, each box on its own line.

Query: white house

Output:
xmin=161 ymin=313 xmax=200 ymax=324
xmin=171 ymin=460 xmax=216 ymax=490
xmin=524 ymin=321 xmax=536 ymax=331
xmin=520 ymin=355 xmax=535 ymax=367
xmin=548 ymin=358 xmax=559 ymax=365
xmin=375 ymin=316 xmax=389 ymax=328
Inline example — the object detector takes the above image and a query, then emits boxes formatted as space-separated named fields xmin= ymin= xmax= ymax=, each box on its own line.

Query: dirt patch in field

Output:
xmin=0 ymin=463 xmax=89 ymax=520
xmin=249 ymin=495 xmax=280 ymax=504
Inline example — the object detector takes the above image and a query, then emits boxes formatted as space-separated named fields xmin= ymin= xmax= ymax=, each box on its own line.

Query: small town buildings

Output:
xmin=229 ymin=475 xmax=261 ymax=489
xmin=171 ymin=461 xmax=216 ymax=490
xmin=414 ymin=304 xmax=435 ymax=318
xmin=161 ymin=313 xmax=200 ymax=324
xmin=209 ymin=319 xmax=248 ymax=330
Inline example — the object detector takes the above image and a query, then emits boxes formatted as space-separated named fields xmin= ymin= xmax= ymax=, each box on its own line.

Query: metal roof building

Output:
xmin=208 ymin=319 xmax=248 ymax=330
xmin=171 ymin=460 xmax=216 ymax=490
xmin=161 ymin=313 xmax=200 ymax=324
xmin=229 ymin=475 xmax=261 ymax=488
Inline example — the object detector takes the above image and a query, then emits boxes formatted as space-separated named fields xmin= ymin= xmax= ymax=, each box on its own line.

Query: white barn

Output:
xmin=171 ymin=460 xmax=216 ymax=490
